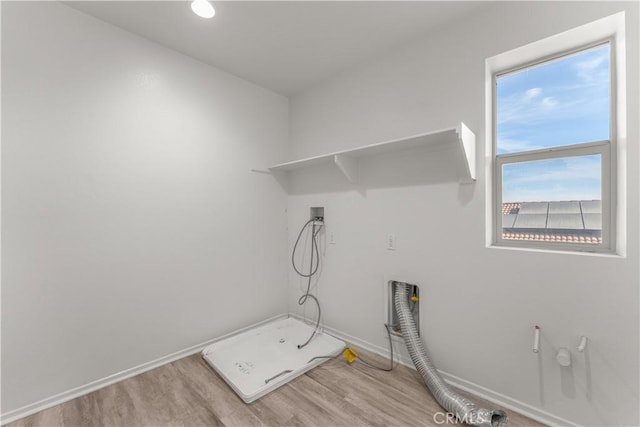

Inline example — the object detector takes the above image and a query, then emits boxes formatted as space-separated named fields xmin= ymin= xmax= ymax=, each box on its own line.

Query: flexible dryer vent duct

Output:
xmin=394 ymin=282 xmax=507 ymax=427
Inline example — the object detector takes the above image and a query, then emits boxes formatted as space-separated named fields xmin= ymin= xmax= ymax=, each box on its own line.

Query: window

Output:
xmin=493 ymin=41 xmax=615 ymax=252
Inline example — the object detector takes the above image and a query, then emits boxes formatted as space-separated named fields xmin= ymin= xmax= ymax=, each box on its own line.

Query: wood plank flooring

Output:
xmin=7 ymin=346 xmax=545 ymax=426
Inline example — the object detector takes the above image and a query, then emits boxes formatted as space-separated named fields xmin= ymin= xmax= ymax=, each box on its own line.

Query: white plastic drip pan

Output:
xmin=202 ymin=316 xmax=345 ymax=403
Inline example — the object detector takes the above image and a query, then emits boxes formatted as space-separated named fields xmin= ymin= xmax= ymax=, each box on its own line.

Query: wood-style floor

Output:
xmin=8 ymin=346 xmax=545 ymax=427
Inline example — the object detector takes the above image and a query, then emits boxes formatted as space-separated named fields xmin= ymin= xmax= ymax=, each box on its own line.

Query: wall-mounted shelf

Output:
xmin=269 ymin=122 xmax=476 ymax=184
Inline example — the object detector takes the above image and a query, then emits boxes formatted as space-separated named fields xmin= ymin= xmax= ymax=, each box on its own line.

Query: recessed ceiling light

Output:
xmin=191 ymin=0 xmax=215 ymax=19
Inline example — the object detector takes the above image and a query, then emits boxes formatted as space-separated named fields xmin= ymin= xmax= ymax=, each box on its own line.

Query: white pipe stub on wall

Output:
xmin=577 ymin=336 xmax=588 ymax=352
xmin=556 ymin=348 xmax=571 ymax=366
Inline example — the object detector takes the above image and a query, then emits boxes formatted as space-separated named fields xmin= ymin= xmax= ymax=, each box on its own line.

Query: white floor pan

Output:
xmin=202 ymin=316 xmax=345 ymax=403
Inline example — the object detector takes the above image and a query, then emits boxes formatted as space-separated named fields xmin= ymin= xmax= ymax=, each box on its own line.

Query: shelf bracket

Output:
xmin=457 ymin=122 xmax=476 ymax=183
xmin=333 ymin=154 xmax=359 ymax=183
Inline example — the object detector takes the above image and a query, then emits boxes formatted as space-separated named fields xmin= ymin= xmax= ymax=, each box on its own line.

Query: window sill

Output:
xmin=487 ymin=243 xmax=624 ymax=258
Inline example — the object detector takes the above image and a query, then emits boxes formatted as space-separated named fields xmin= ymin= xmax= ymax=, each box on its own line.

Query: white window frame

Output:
xmin=495 ymin=141 xmax=612 ymax=252
xmin=485 ymin=12 xmax=627 ymax=256
xmin=493 ymin=40 xmax=615 ymax=253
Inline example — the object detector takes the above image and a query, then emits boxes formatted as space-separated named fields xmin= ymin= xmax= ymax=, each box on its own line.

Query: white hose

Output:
xmin=394 ymin=282 xmax=507 ymax=427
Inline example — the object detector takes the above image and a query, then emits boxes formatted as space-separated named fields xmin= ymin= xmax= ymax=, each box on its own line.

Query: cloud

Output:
xmin=497 ymin=45 xmax=609 ymax=127
xmin=575 ymin=55 xmax=606 ymax=71
xmin=503 ymin=186 xmax=601 ymax=202
xmin=524 ymin=87 xmax=542 ymax=100
xmin=497 ymin=92 xmax=555 ymax=125
xmin=573 ymin=49 xmax=609 ymax=83
xmin=505 ymin=156 xmax=601 ymax=182
xmin=497 ymin=87 xmax=603 ymax=126
xmin=496 ymin=137 xmax=543 ymax=154
xmin=502 ymin=156 xmax=601 ymax=202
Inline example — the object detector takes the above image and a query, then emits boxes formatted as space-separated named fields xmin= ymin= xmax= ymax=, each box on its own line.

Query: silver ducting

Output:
xmin=394 ymin=282 xmax=507 ymax=427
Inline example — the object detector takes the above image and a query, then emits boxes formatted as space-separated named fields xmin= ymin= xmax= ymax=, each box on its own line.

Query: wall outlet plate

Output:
xmin=387 ymin=234 xmax=396 ymax=250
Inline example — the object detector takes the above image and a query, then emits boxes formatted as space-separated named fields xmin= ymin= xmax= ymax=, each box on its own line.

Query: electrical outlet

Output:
xmin=386 ymin=234 xmax=396 ymax=251
xmin=329 ymin=231 xmax=336 ymax=245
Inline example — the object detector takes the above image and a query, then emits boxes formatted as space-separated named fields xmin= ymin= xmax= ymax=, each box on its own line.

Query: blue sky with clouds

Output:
xmin=497 ymin=43 xmax=609 ymax=202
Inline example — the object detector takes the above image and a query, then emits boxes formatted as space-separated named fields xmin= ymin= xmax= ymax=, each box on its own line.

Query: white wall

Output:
xmin=1 ymin=2 xmax=289 ymax=413
xmin=287 ymin=2 xmax=639 ymax=426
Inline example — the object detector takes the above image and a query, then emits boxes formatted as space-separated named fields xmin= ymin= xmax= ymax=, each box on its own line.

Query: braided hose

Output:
xmin=394 ymin=282 xmax=507 ymax=427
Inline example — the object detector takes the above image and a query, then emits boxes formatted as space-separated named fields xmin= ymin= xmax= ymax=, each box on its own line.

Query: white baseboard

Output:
xmin=437 ymin=370 xmax=577 ymax=427
xmin=3 ymin=312 xmax=576 ymax=427
xmin=312 ymin=316 xmax=578 ymax=427
xmin=0 ymin=313 xmax=288 ymax=425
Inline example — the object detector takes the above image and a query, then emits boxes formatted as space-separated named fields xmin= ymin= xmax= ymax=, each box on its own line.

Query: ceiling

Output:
xmin=65 ymin=1 xmax=488 ymax=96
